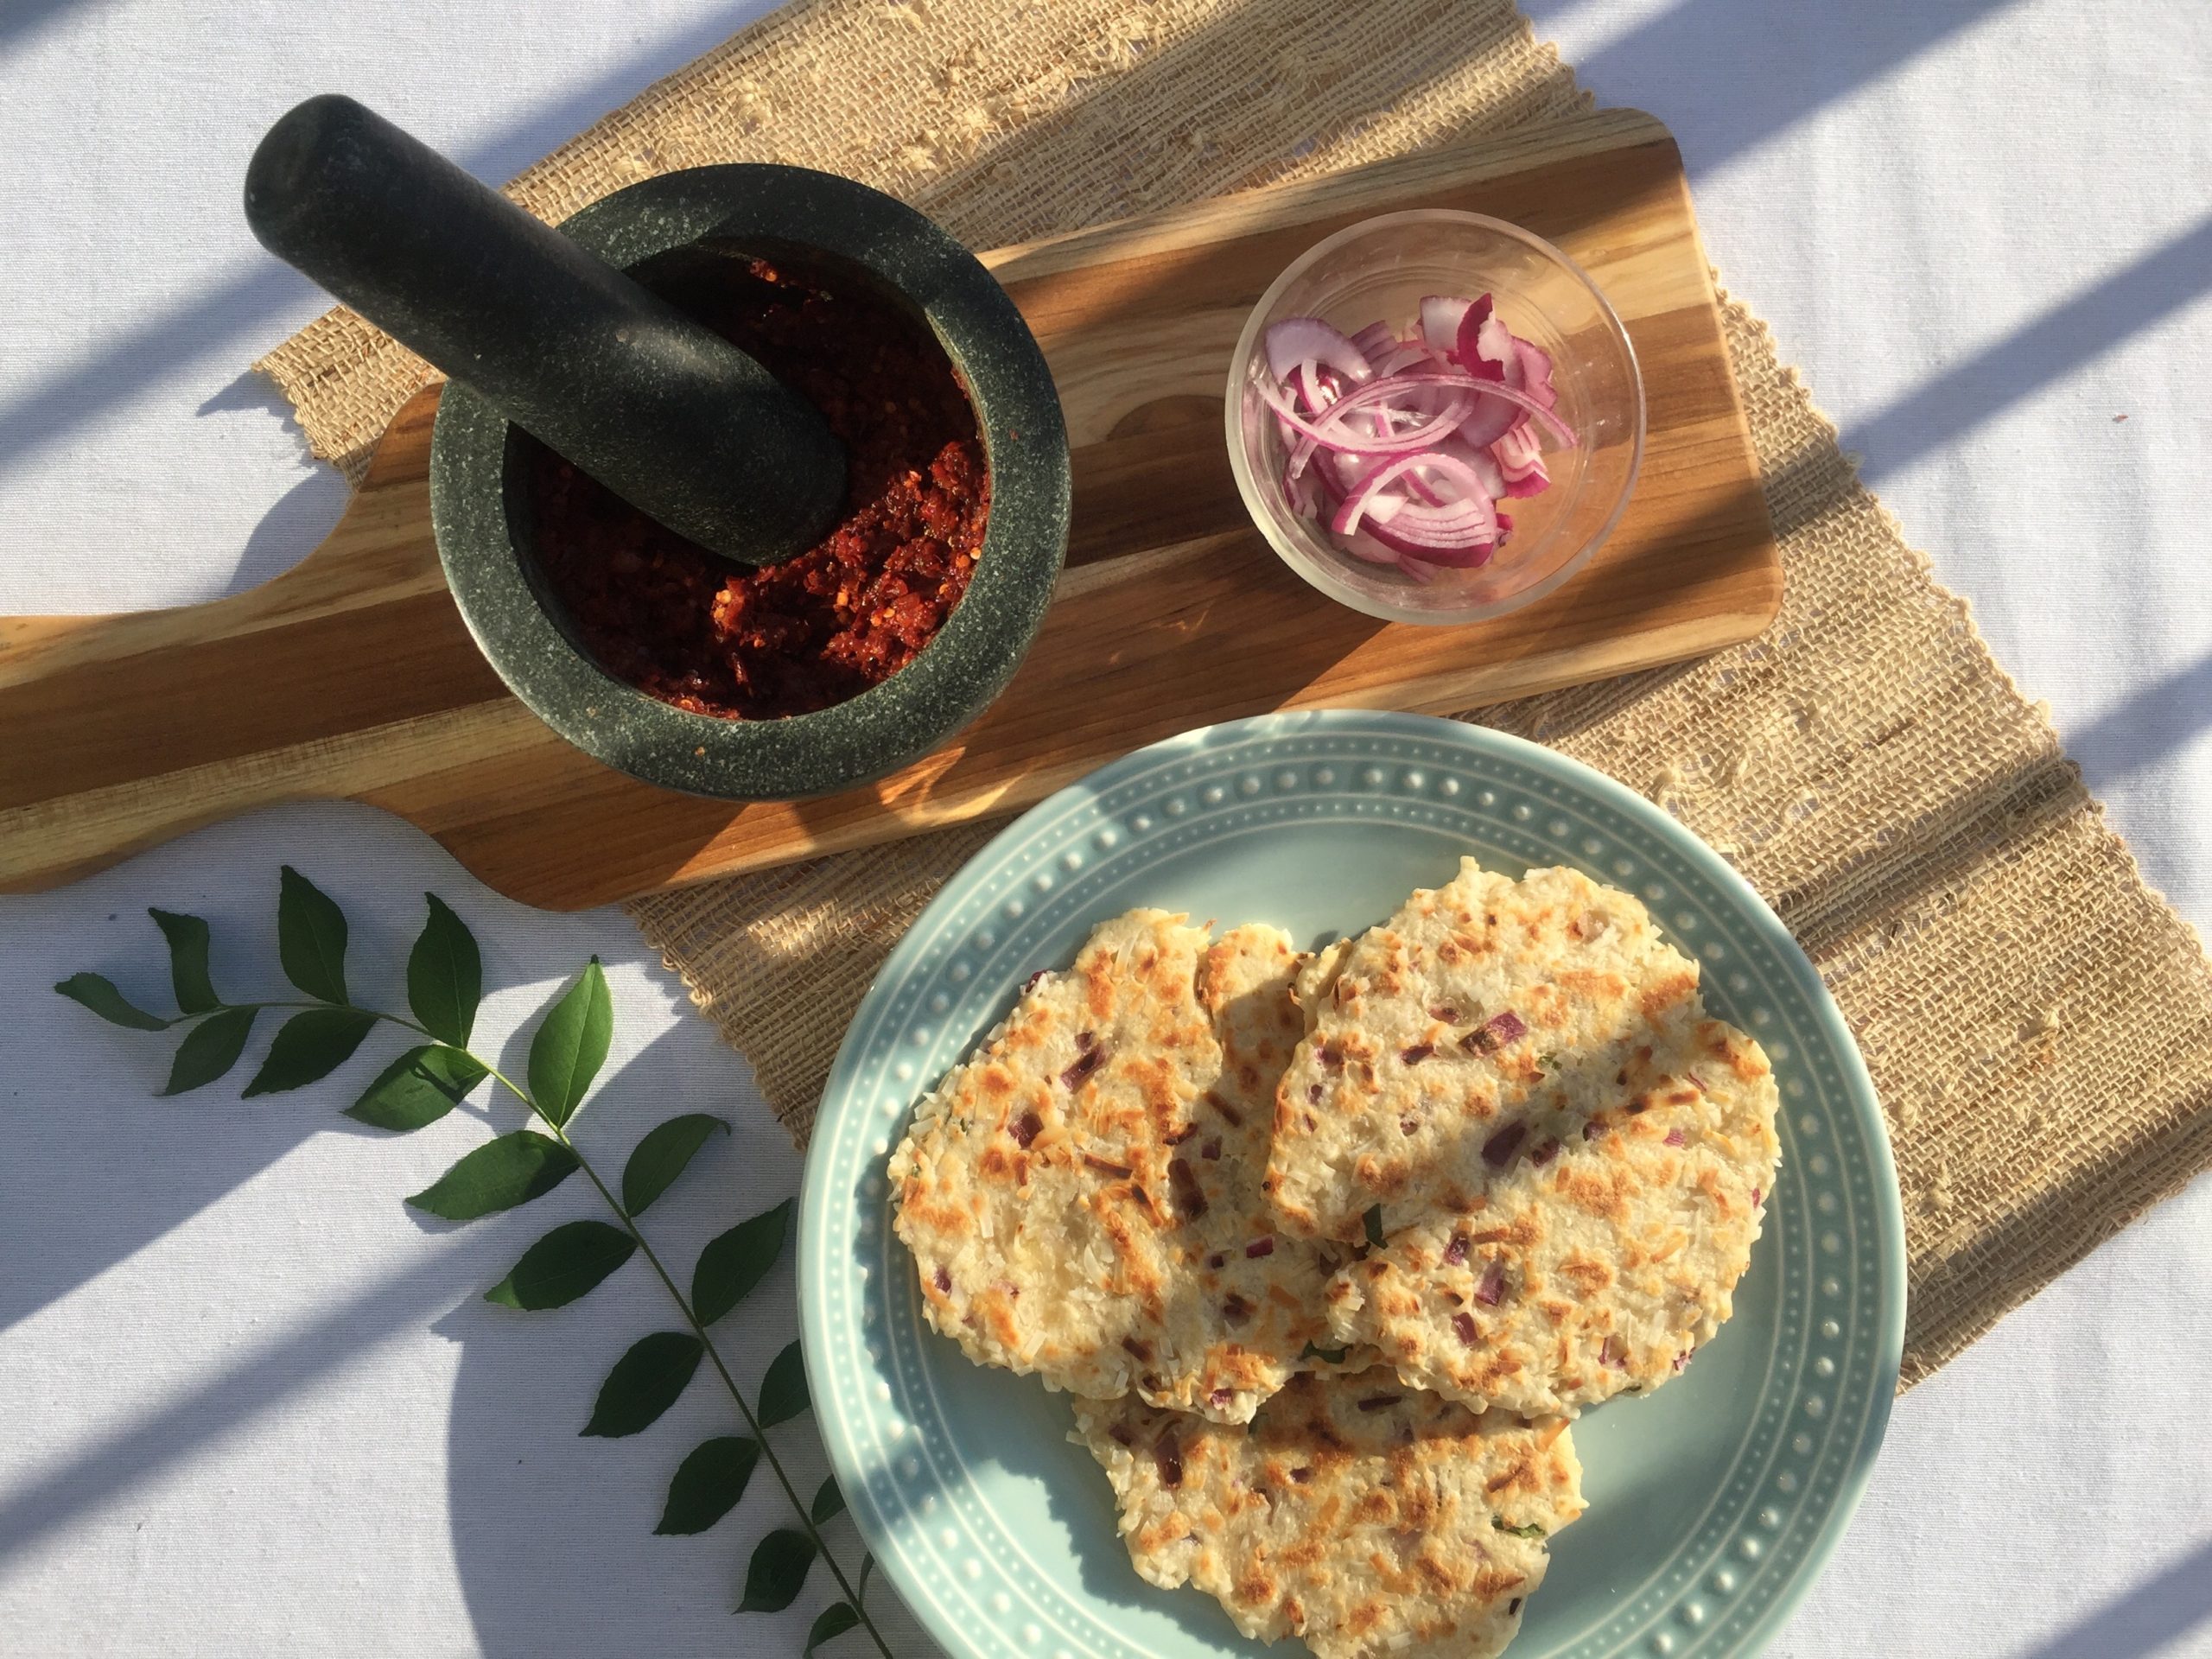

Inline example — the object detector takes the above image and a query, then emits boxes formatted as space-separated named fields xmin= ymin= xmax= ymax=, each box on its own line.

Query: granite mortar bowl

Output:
xmin=429 ymin=165 xmax=1071 ymax=800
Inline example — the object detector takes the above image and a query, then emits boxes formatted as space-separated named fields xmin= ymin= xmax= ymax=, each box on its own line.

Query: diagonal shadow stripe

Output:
xmin=1853 ymin=213 xmax=2212 ymax=484
xmin=2070 ymin=649 xmax=2212 ymax=792
xmin=1548 ymin=0 xmax=2026 ymax=173
xmin=0 ymin=1244 xmax=471 ymax=1563
xmin=2009 ymin=1535 xmax=2212 ymax=1659
xmin=0 ymin=0 xmax=120 ymax=55
xmin=0 ymin=0 xmax=779 ymax=484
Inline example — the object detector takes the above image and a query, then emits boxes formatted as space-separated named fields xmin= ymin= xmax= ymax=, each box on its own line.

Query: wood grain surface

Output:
xmin=0 ymin=109 xmax=1777 ymax=910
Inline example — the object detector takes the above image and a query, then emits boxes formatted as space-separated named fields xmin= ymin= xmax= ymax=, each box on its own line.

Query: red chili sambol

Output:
xmin=528 ymin=254 xmax=989 ymax=720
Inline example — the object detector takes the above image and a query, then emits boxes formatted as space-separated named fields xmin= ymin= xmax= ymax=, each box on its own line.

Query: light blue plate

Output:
xmin=801 ymin=711 xmax=1904 ymax=1659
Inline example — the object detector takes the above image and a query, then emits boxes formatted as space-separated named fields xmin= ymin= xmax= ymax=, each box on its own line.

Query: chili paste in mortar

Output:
xmin=527 ymin=253 xmax=989 ymax=720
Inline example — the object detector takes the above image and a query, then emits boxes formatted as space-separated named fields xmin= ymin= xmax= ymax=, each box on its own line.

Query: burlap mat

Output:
xmin=258 ymin=0 xmax=2212 ymax=1389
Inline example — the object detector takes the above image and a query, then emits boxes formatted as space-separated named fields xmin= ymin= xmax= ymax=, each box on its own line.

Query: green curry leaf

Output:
xmin=148 ymin=909 xmax=218 ymax=1014
xmin=406 ymin=893 xmax=482 ymax=1047
xmin=276 ymin=866 xmax=349 ymax=1003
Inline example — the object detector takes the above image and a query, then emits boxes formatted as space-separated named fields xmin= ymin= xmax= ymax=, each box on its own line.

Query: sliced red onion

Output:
xmin=1474 ymin=1259 xmax=1506 ymax=1306
xmin=1331 ymin=453 xmax=1499 ymax=547
xmin=1358 ymin=514 xmax=1496 ymax=568
xmin=1500 ymin=455 xmax=1550 ymax=499
xmin=1456 ymin=307 xmax=1522 ymax=392
xmin=1154 ymin=1431 xmax=1184 ymax=1487
xmin=1437 ymin=435 xmax=1508 ymax=501
xmin=1495 ymin=420 xmax=1547 ymax=479
xmin=1257 ymin=376 xmax=1476 ymax=459
xmin=1482 ymin=1122 xmax=1528 ymax=1168
xmin=1260 ymin=296 xmax=1578 ymax=575
xmin=1380 ymin=366 xmax=1580 ymax=448
xmin=1289 ymin=361 xmax=1351 ymax=416
xmin=1349 ymin=320 xmax=1397 ymax=359
xmin=1338 ymin=529 xmax=1403 ymax=566
xmin=1421 ymin=292 xmax=1486 ymax=354
xmin=1263 ymin=318 xmax=1374 ymax=386
xmin=1370 ymin=340 xmax=1443 ymax=377
xmin=1517 ymin=339 xmax=1557 ymax=410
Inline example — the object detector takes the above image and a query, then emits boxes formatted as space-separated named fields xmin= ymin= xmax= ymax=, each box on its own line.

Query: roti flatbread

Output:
xmin=889 ymin=913 xmax=1350 ymax=1423
xmin=1072 ymin=1368 xmax=1584 ymax=1659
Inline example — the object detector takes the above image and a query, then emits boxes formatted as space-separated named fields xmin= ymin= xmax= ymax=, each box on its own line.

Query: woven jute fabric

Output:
xmin=258 ymin=0 xmax=2212 ymax=1389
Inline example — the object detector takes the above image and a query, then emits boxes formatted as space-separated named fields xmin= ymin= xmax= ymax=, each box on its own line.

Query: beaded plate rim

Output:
xmin=800 ymin=709 xmax=1904 ymax=1659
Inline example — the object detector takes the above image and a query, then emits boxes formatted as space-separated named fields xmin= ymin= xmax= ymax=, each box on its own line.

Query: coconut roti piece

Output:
xmin=889 ymin=912 xmax=1348 ymax=1423
xmin=1325 ymin=1019 xmax=1781 ymax=1416
xmin=1072 ymin=1369 xmax=1585 ymax=1659
xmin=1268 ymin=860 xmax=1705 ymax=1243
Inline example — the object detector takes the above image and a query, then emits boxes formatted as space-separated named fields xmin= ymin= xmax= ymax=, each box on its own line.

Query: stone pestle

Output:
xmin=245 ymin=94 xmax=846 ymax=567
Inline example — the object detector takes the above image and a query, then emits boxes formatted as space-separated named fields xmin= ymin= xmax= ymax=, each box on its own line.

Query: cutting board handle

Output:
xmin=0 ymin=386 xmax=512 ymax=893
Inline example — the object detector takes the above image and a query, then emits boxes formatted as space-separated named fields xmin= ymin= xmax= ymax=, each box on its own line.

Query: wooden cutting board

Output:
xmin=0 ymin=109 xmax=1777 ymax=911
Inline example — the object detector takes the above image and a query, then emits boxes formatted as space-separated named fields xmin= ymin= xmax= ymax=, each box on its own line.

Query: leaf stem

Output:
xmin=468 ymin=1049 xmax=890 ymax=1655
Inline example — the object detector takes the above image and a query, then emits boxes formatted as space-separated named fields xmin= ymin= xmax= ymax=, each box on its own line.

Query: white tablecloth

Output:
xmin=3 ymin=2 xmax=2208 ymax=1654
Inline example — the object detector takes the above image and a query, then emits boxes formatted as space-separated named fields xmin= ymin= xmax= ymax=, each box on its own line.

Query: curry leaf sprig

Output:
xmin=57 ymin=868 xmax=887 ymax=1658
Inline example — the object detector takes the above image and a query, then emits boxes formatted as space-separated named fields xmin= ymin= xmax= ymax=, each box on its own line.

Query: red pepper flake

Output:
xmin=1307 ymin=1084 xmax=1324 ymax=1103
xmin=1210 ymin=1388 xmax=1234 ymax=1406
xmin=1011 ymin=1110 xmax=1043 ymax=1148
xmin=1319 ymin=1044 xmax=1344 ymax=1071
xmin=1664 ymin=1127 xmax=1687 ymax=1147
xmin=1290 ymin=1466 xmax=1313 ymax=1483
xmin=1023 ymin=969 xmax=1051 ymax=994
xmin=1530 ymin=1137 xmax=1560 ymax=1166
xmin=1400 ymin=1043 xmax=1433 ymax=1065
xmin=1222 ymin=1294 xmax=1253 ymax=1326
xmin=1452 ymin=1312 xmax=1478 ymax=1345
xmin=1163 ymin=1123 xmax=1197 ymax=1145
xmin=1206 ymin=1252 xmax=1227 ymax=1269
xmin=932 ymin=1266 xmax=952 ymax=1293
xmin=1168 ymin=1158 xmax=1208 ymax=1222
xmin=1751 ymin=1185 xmax=1764 ymax=1207
xmin=1200 ymin=1136 xmax=1223 ymax=1161
xmin=1121 ymin=1336 xmax=1154 ymax=1360
xmin=1109 ymin=1425 xmax=1133 ymax=1446
xmin=1154 ymin=1431 xmax=1184 ymax=1487
xmin=1245 ymin=1236 xmax=1275 ymax=1259
xmin=1583 ymin=1119 xmax=1603 ymax=1141
xmin=1204 ymin=1091 xmax=1244 ymax=1128
xmin=1061 ymin=1045 xmax=1108 ymax=1090
xmin=1428 ymin=1005 xmax=1459 ymax=1023
xmin=527 ymin=253 xmax=988 ymax=720
xmin=1508 ymin=1597 xmax=1522 ymax=1617
xmin=1482 ymin=1122 xmax=1528 ymax=1168
xmin=1083 ymin=1153 xmax=1133 ymax=1178
xmin=1356 ymin=1393 xmax=1402 ymax=1412
xmin=1400 ymin=1116 xmax=1420 ymax=1136
xmin=1443 ymin=1235 xmax=1469 ymax=1266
